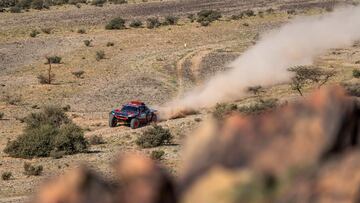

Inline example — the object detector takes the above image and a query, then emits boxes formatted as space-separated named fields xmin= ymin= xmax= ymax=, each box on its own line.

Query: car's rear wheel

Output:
xmin=151 ymin=114 xmax=157 ymax=123
xmin=130 ymin=118 xmax=140 ymax=129
xmin=109 ymin=114 xmax=117 ymax=127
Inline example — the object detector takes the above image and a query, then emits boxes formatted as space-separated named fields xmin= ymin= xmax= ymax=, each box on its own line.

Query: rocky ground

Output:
xmin=0 ymin=0 xmax=360 ymax=202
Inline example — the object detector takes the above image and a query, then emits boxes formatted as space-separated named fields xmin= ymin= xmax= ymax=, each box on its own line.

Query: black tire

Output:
xmin=130 ymin=118 xmax=140 ymax=129
xmin=109 ymin=114 xmax=117 ymax=127
xmin=151 ymin=114 xmax=157 ymax=123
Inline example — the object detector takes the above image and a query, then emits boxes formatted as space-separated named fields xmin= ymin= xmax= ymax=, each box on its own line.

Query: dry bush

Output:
xmin=163 ymin=15 xmax=179 ymax=25
xmin=72 ymin=70 xmax=85 ymax=78
xmin=24 ymin=162 xmax=43 ymax=176
xmin=88 ymin=135 xmax=105 ymax=145
xmin=238 ymin=99 xmax=278 ymax=115
xmin=77 ymin=28 xmax=86 ymax=34
xmin=146 ymin=17 xmax=161 ymax=29
xmin=41 ymin=27 xmax=53 ymax=34
xmin=105 ymin=17 xmax=126 ymax=30
xmin=46 ymin=56 xmax=62 ymax=64
xmin=212 ymin=103 xmax=238 ymax=120
xmin=96 ymin=50 xmax=105 ymax=61
xmin=129 ymin=19 xmax=143 ymax=28
xmin=1 ymin=171 xmax=12 ymax=180
xmin=106 ymin=42 xmax=114 ymax=47
xmin=0 ymin=112 xmax=4 ymax=120
xmin=83 ymin=40 xmax=91 ymax=47
xmin=3 ymin=94 xmax=21 ymax=105
xmin=150 ymin=150 xmax=165 ymax=160
xmin=136 ymin=125 xmax=173 ymax=148
xmin=4 ymin=106 xmax=87 ymax=158
xmin=37 ymin=74 xmax=55 ymax=84
xmin=197 ymin=9 xmax=221 ymax=26
xmin=30 ymin=29 xmax=40 ymax=37
xmin=353 ymin=69 xmax=360 ymax=78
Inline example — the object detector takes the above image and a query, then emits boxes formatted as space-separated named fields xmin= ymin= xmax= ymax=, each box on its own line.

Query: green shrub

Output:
xmin=9 ymin=6 xmax=21 ymax=13
xmin=24 ymin=163 xmax=43 ymax=176
xmin=88 ymin=135 xmax=105 ymax=145
xmin=46 ymin=56 xmax=62 ymax=64
xmin=72 ymin=70 xmax=85 ymax=78
xmin=4 ymin=106 xmax=87 ymax=158
xmin=150 ymin=150 xmax=165 ymax=160
xmin=212 ymin=103 xmax=238 ymax=120
xmin=129 ymin=19 xmax=143 ymax=28
xmin=77 ymin=28 xmax=86 ymax=34
xmin=0 ymin=112 xmax=4 ymax=119
xmin=106 ymin=42 xmax=114 ymax=47
xmin=108 ymin=0 xmax=126 ymax=4
xmin=105 ymin=17 xmax=126 ymax=30
xmin=83 ymin=39 xmax=91 ymax=46
xmin=353 ymin=69 xmax=360 ymax=78
xmin=197 ymin=9 xmax=221 ymax=25
xmin=1 ymin=171 xmax=12 ymax=180
xmin=91 ymin=0 xmax=105 ymax=6
xmin=238 ymin=99 xmax=278 ymax=115
xmin=163 ymin=15 xmax=179 ymax=25
xmin=136 ymin=125 xmax=173 ymax=148
xmin=146 ymin=17 xmax=161 ymax=29
xmin=30 ymin=29 xmax=40 ymax=38
xmin=96 ymin=50 xmax=105 ymax=61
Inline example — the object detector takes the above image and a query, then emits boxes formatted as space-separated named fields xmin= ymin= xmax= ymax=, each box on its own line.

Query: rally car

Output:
xmin=109 ymin=101 xmax=157 ymax=129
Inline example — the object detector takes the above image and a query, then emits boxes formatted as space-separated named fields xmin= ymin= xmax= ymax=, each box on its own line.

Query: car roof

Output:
xmin=126 ymin=101 xmax=145 ymax=107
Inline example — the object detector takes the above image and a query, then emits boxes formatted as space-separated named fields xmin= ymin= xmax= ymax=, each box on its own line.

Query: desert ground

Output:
xmin=0 ymin=0 xmax=360 ymax=202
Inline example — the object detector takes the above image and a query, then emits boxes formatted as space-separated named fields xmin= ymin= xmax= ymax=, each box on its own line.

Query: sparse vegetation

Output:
xmin=30 ymin=29 xmax=40 ymax=38
xmin=41 ymin=27 xmax=52 ymax=34
xmin=213 ymin=103 xmax=238 ymax=120
xmin=96 ymin=50 xmax=105 ymax=61
xmin=108 ymin=0 xmax=127 ymax=4
xmin=9 ymin=6 xmax=21 ymax=13
xmin=4 ymin=106 xmax=87 ymax=158
xmin=353 ymin=69 xmax=360 ymax=78
xmin=106 ymin=42 xmax=115 ymax=47
xmin=129 ymin=19 xmax=143 ymax=28
xmin=163 ymin=15 xmax=179 ymax=25
xmin=187 ymin=13 xmax=196 ymax=22
xmin=238 ymin=98 xmax=278 ymax=115
xmin=105 ymin=17 xmax=126 ymax=30
xmin=72 ymin=70 xmax=85 ymax=78
xmin=88 ymin=135 xmax=105 ymax=145
xmin=146 ymin=17 xmax=161 ymax=29
xmin=197 ymin=9 xmax=221 ymax=26
xmin=150 ymin=150 xmax=165 ymax=160
xmin=1 ymin=171 xmax=12 ymax=180
xmin=91 ymin=0 xmax=106 ymax=6
xmin=83 ymin=40 xmax=92 ymax=47
xmin=23 ymin=163 xmax=43 ymax=176
xmin=46 ymin=56 xmax=62 ymax=64
xmin=247 ymin=85 xmax=265 ymax=97
xmin=0 ymin=112 xmax=4 ymax=120
xmin=77 ymin=28 xmax=86 ymax=34
xmin=288 ymin=66 xmax=335 ymax=96
xmin=2 ymin=94 xmax=21 ymax=105
xmin=242 ymin=9 xmax=255 ymax=17
xmin=136 ymin=125 xmax=173 ymax=148
xmin=342 ymin=83 xmax=360 ymax=97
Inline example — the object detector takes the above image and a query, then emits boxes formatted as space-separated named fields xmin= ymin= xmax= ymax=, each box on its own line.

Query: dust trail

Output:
xmin=160 ymin=6 xmax=360 ymax=119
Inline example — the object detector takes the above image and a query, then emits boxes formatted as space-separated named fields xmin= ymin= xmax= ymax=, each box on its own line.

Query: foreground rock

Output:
xmin=32 ymin=86 xmax=360 ymax=203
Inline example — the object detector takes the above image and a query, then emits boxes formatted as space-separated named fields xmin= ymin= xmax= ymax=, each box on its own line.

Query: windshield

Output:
xmin=120 ymin=105 xmax=139 ymax=114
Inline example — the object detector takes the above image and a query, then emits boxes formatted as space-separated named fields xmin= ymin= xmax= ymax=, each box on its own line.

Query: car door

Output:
xmin=138 ymin=106 xmax=147 ymax=123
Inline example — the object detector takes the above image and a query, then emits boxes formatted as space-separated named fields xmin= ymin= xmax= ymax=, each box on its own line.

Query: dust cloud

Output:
xmin=160 ymin=6 xmax=360 ymax=119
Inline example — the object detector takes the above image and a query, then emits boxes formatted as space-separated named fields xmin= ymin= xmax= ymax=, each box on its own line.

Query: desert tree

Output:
xmin=247 ymin=85 xmax=265 ymax=98
xmin=38 ymin=56 xmax=55 ymax=84
xmin=288 ymin=65 xmax=335 ymax=96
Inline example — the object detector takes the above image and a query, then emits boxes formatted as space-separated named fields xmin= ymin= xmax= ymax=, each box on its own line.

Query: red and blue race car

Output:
xmin=109 ymin=101 xmax=157 ymax=129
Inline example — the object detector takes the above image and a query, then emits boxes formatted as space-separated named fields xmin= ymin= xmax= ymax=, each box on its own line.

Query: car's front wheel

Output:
xmin=130 ymin=118 xmax=140 ymax=129
xmin=109 ymin=114 xmax=117 ymax=127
